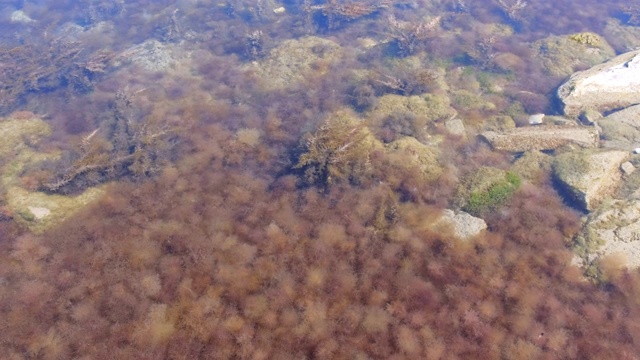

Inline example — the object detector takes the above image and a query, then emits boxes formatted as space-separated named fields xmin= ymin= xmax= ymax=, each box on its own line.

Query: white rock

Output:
xmin=27 ymin=206 xmax=51 ymax=220
xmin=10 ymin=10 xmax=35 ymax=24
xmin=558 ymin=50 xmax=640 ymax=117
xmin=528 ymin=113 xmax=545 ymax=125
xmin=273 ymin=7 xmax=286 ymax=14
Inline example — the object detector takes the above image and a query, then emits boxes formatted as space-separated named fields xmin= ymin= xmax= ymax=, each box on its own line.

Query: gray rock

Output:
xmin=251 ymin=36 xmax=342 ymax=90
xmin=444 ymin=118 xmax=466 ymax=137
xmin=579 ymin=200 xmax=640 ymax=268
xmin=552 ymin=149 xmax=628 ymax=211
xmin=579 ymin=108 xmax=602 ymax=125
xmin=598 ymin=104 xmax=640 ymax=149
xmin=558 ymin=50 xmax=640 ymax=118
xmin=621 ymin=161 xmax=636 ymax=176
xmin=117 ymin=40 xmax=177 ymax=72
xmin=479 ymin=125 xmax=599 ymax=152
xmin=434 ymin=209 xmax=487 ymax=241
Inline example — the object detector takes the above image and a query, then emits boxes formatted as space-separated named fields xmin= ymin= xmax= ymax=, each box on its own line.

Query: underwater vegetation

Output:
xmin=1 ymin=0 xmax=640 ymax=359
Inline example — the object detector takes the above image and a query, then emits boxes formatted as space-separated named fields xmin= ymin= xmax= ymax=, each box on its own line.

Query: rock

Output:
xmin=579 ymin=108 xmax=602 ymax=125
xmin=528 ymin=113 xmax=544 ymax=125
xmin=603 ymin=19 xmax=640 ymax=52
xmin=27 ymin=206 xmax=51 ymax=220
xmin=385 ymin=137 xmax=442 ymax=183
xmin=117 ymin=39 xmax=177 ymax=72
xmin=370 ymin=93 xmax=456 ymax=123
xmin=481 ymin=115 xmax=516 ymax=132
xmin=251 ymin=36 xmax=342 ymax=90
xmin=578 ymin=200 xmax=640 ymax=268
xmin=552 ymin=149 xmax=628 ymax=211
xmin=621 ymin=161 xmax=636 ymax=176
xmin=557 ymin=49 xmax=640 ymax=118
xmin=434 ymin=209 xmax=487 ymax=241
xmin=510 ymin=151 xmax=553 ymax=182
xmin=479 ymin=125 xmax=599 ymax=152
xmin=444 ymin=118 xmax=465 ymax=137
xmin=455 ymin=167 xmax=521 ymax=215
xmin=10 ymin=10 xmax=36 ymax=24
xmin=367 ymin=93 xmax=456 ymax=141
xmin=598 ymin=104 xmax=640 ymax=149
xmin=0 ymin=114 xmax=105 ymax=233
xmin=532 ymin=32 xmax=616 ymax=77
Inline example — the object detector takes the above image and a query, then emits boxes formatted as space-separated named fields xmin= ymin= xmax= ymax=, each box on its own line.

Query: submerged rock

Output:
xmin=251 ymin=36 xmax=343 ymax=90
xmin=578 ymin=200 xmax=640 ymax=269
xmin=552 ymin=149 xmax=628 ymax=212
xmin=385 ymin=136 xmax=443 ymax=183
xmin=370 ymin=93 xmax=456 ymax=123
xmin=433 ymin=209 xmax=487 ymax=241
xmin=0 ymin=114 xmax=105 ymax=233
xmin=598 ymin=104 xmax=640 ymax=150
xmin=532 ymin=32 xmax=616 ymax=77
xmin=557 ymin=49 xmax=640 ymax=118
xmin=117 ymin=39 xmax=177 ymax=72
xmin=479 ymin=125 xmax=599 ymax=152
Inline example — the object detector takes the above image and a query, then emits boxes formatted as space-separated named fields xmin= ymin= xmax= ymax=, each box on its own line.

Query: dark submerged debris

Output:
xmin=0 ymin=38 xmax=113 ymax=114
xmin=494 ymin=0 xmax=528 ymax=21
xmin=303 ymin=0 xmax=396 ymax=29
xmin=244 ymin=30 xmax=265 ymax=60
xmin=386 ymin=14 xmax=441 ymax=57
xmin=39 ymin=90 xmax=174 ymax=194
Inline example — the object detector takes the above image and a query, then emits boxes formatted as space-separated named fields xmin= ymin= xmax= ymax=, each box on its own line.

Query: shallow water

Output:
xmin=1 ymin=0 xmax=640 ymax=358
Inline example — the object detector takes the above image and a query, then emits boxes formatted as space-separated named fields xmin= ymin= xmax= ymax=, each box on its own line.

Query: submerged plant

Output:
xmin=294 ymin=109 xmax=382 ymax=186
xmin=0 ymin=38 xmax=113 ymax=114
xmin=37 ymin=90 xmax=175 ymax=194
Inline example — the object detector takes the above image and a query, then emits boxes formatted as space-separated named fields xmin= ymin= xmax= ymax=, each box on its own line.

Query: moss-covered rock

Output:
xmin=367 ymin=93 xmax=455 ymax=141
xmin=450 ymin=89 xmax=496 ymax=112
xmin=251 ymin=36 xmax=343 ymax=90
xmin=532 ymin=33 xmax=616 ymax=77
xmin=385 ymin=136 xmax=443 ymax=183
xmin=0 ymin=115 xmax=105 ymax=233
xmin=456 ymin=167 xmax=521 ymax=216
xmin=510 ymin=151 xmax=553 ymax=182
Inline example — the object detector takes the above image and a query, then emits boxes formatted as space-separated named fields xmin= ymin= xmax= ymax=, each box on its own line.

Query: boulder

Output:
xmin=577 ymin=200 xmax=640 ymax=268
xmin=251 ymin=36 xmax=343 ymax=90
xmin=433 ymin=209 xmax=487 ymax=241
xmin=532 ymin=32 xmax=616 ymax=77
xmin=479 ymin=125 xmax=599 ymax=152
xmin=385 ymin=136 xmax=443 ymax=183
xmin=0 ymin=114 xmax=105 ymax=233
xmin=552 ymin=149 xmax=629 ymax=211
xmin=557 ymin=49 xmax=640 ymax=118
xmin=598 ymin=104 xmax=640 ymax=149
